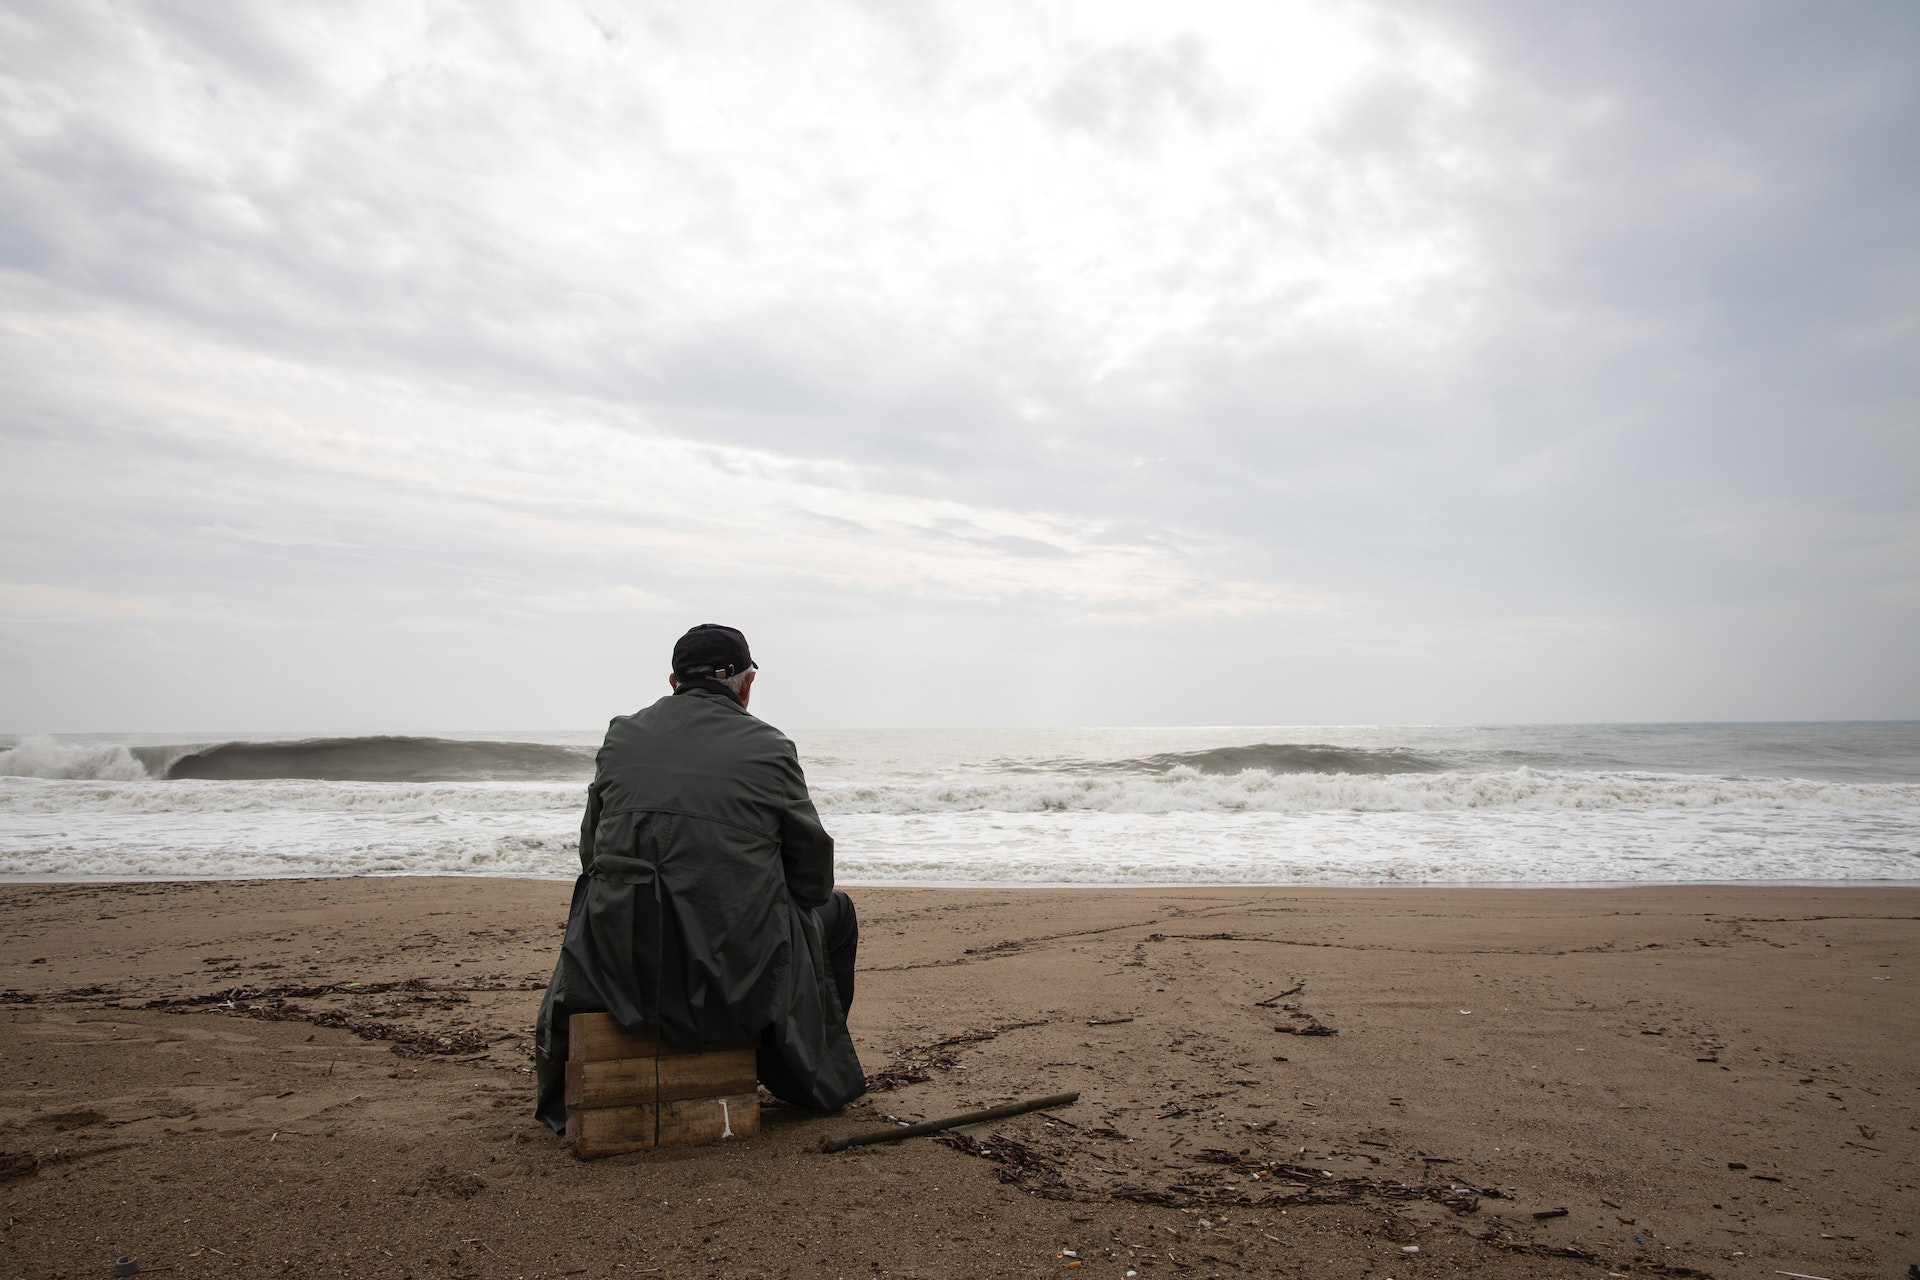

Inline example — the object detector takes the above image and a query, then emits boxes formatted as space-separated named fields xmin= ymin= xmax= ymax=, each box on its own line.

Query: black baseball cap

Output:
xmin=671 ymin=623 xmax=757 ymax=680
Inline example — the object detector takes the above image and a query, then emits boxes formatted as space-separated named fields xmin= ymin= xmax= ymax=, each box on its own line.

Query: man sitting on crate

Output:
xmin=534 ymin=623 xmax=865 ymax=1133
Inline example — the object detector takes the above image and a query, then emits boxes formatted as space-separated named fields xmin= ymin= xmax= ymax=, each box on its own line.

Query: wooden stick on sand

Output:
xmin=822 ymin=1092 xmax=1081 ymax=1153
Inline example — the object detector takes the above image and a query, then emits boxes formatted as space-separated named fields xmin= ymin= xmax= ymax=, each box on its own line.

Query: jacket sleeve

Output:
xmin=578 ymin=776 xmax=604 ymax=875
xmin=774 ymin=745 xmax=835 ymax=910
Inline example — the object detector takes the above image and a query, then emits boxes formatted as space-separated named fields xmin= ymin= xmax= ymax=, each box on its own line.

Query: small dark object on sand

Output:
xmin=1532 ymin=1207 xmax=1570 ymax=1219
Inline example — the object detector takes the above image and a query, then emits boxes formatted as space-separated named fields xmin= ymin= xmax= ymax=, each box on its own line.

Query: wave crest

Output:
xmin=156 ymin=736 xmax=594 ymax=782
xmin=0 ymin=736 xmax=150 ymax=781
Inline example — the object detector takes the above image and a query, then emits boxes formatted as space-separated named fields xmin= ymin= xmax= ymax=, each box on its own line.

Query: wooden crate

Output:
xmin=565 ymin=1013 xmax=760 ymax=1158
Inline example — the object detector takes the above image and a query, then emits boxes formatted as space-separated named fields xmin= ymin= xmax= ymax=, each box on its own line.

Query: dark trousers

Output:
xmin=815 ymin=889 xmax=858 ymax=1014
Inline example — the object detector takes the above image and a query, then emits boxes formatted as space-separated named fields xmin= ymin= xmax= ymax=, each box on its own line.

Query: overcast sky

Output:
xmin=2 ymin=0 xmax=1916 ymax=732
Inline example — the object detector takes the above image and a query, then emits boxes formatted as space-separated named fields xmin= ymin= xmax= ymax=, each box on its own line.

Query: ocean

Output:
xmin=2 ymin=723 xmax=1917 ymax=887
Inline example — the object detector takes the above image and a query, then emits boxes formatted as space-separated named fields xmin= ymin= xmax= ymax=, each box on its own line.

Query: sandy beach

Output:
xmin=2 ymin=879 xmax=1913 ymax=1279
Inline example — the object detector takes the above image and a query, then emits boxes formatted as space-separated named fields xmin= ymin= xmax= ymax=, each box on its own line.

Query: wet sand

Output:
xmin=2 ymin=878 xmax=1914 ymax=1279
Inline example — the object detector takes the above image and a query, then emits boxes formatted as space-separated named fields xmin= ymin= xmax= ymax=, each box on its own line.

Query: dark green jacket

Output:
xmin=534 ymin=687 xmax=865 ymax=1131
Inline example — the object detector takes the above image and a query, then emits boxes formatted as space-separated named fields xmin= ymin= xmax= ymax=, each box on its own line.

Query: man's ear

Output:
xmin=668 ymin=673 xmax=679 ymax=691
xmin=738 ymin=670 xmax=756 ymax=707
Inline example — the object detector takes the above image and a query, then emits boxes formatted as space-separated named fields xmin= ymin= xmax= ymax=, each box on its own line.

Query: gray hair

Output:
xmin=720 ymin=667 xmax=753 ymax=696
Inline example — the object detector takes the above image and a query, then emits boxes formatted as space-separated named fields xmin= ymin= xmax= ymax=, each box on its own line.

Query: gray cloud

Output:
xmin=1043 ymin=35 xmax=1222 ymax=147
xmin=1 ymin=0 xmax=1915 ymax=728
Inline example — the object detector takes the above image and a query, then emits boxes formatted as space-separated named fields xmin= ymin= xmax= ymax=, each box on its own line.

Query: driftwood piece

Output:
xmin=823 ymin=1091 xmax=1081 ymax=1153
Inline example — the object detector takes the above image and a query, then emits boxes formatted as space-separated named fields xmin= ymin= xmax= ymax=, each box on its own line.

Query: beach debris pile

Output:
xmin=935 ymin=1129 xmax=1074 ymax=1198
xmin=865 ymin=1019 xmax=1052 ymax=1092
xmin=2 ymin=975 xmax=537 ymax=1059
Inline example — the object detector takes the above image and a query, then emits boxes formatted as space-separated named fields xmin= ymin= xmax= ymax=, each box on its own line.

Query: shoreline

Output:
xmin=6 ymin=872 xmax=1920 ymax=890
xmin=3 ymin=877 xmax=1914 ymax=1279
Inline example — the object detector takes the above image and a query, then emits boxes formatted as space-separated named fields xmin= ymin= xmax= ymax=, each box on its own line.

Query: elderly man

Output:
xmin=534 ymin=624 xmax=864 ymax=1132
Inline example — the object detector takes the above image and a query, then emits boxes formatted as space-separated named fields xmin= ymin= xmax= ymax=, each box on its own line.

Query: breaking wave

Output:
xmin=154 ymin=736 xmax=593 ymax=782
xmin=5 ymin=723 xmax=1914 ymax=884
xmin=1124 ymin=743 xmax=1444 ymax=776
xmin=0 ymin=735 xmax=593 ymax=782
xmin=991 ymin=743 xmax=1446 ymax=777
xmin=0 ymin=736 xmax=149 ymax=781
xmin=0 ymin=736 xmax=1444 ymax=784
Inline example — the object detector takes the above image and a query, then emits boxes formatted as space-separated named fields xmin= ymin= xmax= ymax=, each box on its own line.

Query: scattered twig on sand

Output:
xmin=1475 ymin=1238 xmax=1604 ymax=1265
xmin=1254 ymin=980 xmax=1307 ymax=1007
xmin=1147 ymin=932 xmax=1263 ymax=943
xmin=1477 ymin=1232 xmax=1719 ymax=1279
xmin=1087 ymin=1016 xmax=1135 ymax=1026
xmin=941 ymin=1018 xmax=1049 ymax=1045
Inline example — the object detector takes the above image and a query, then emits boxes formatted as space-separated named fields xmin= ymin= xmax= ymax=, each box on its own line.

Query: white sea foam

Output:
xmin=0 ymin=777 xmax=580 ymax=814
xmin=4 ymin=769 xmax=1913 ymax=820
xmin=810 ymin=768 xmax=1920 ymax=814
xmin=2 ymin=768 xmax=1917 ymax=884
xmin=829 ymin=808 xmax=1920 ymax=885
xmin=0 ymin=778 xmax=581 ymax=880
xmin=4 ymin=725 xmax=1917 ymax=885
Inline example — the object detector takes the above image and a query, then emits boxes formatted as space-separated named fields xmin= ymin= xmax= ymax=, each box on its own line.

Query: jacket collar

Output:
xmin=672 ymin=677 xmax=744 ymax=708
